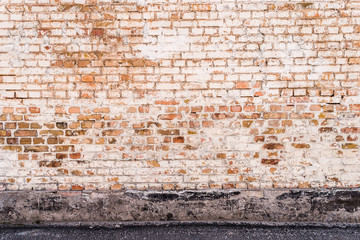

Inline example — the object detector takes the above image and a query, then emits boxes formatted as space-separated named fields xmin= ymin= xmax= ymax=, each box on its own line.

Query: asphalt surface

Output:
xmin=0 ymin=223 xmax=359 ymax=240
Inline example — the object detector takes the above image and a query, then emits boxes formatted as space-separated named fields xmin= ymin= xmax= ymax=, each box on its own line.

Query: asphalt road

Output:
xmin=0 ymin=223 xmax=359 ymax=240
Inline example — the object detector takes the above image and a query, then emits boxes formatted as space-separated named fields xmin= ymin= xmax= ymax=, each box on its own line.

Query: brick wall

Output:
xmin=0 ymin=0 xmax=359 ymax=192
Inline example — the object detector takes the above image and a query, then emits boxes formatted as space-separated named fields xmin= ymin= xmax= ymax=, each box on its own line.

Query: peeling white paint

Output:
xmin=136 ymin=0 xmax=147 ymax=7
xmin=135 ymin=32 xmax=189 ymax=60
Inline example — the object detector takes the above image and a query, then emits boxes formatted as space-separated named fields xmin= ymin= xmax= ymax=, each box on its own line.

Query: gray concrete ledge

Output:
xmin=0 ymin=188 xmax=359 ymax=224
xmin=1 ymin=221 xmax=359 ymax=229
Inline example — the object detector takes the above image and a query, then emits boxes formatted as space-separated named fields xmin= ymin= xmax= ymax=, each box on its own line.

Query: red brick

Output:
xmin=91 ymin=29 xmax=104 ymax=36
xmin=14 ymin=130 xmax=37 ymax=137
xmin=81 ymin=75 xmax=94 ymax=82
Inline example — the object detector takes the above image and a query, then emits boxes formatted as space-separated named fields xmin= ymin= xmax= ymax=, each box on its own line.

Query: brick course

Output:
xmin=0 ymin=0 xmax=359 ymax=191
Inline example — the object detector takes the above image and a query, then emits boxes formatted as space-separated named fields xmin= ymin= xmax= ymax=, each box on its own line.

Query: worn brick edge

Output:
xmin=0 ymin=188 xmax=359 ymax=224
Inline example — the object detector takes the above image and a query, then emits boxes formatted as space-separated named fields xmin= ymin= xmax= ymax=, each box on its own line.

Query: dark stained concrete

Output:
xmin=0 ymin=189 xmax=360 ymax=223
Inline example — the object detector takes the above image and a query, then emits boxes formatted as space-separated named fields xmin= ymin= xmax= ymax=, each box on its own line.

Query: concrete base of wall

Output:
xmin=0 ymin=189 xmax=359 ymax=224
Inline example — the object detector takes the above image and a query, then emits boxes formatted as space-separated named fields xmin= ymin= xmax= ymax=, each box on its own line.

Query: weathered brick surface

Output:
xmin=0 ymin=0 xmax=359 ymax=192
